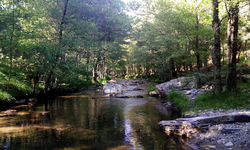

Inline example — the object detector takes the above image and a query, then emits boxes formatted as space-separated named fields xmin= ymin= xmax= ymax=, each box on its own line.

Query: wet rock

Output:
xmin=108 ymin=79 xmax=117 ymax=83
xmin=133 ymin=87 xmax=142 ymax=91
xmin=181 ymin=109 xmax=250 ymax=149
xmin=225 ymin=141 xmax=233 ymax=147
xmin=28 ymin=98 xmax=38 ymax=103
xmin=159 ymin=114 xmax=250 ymax=139
xmin=15 ymin=99 xmax=26 ymax=104
xmin=149 ymin=91 xmax=161 ymax=97
xmin=114 ymin=96 xmax=130 ymax=98
xmin=135 ymin=95 xmax=144 ymax=98
xmin=163 ymin=102 xmax=181 ymax=112
xmin=103 ymin=84 xmax=122 ymax=94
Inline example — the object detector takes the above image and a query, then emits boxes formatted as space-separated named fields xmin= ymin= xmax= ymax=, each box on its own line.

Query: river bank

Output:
xmin=160 ymin=105 xmax=250 ymax=150
xmin=186 ymin=109 xmax=250 ymax=150
xmin=151 ymin=76 xmax=250 ymax=149
xmin=0 ymin=86 xmax=80 ymax=110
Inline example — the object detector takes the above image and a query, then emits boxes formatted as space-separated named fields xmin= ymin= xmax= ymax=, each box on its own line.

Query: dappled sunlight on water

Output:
xmin=0 ymin=91 xmax=183 ymax=150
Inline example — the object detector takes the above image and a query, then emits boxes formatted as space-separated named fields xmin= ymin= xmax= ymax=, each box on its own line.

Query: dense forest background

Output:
xmin=0 ymin=0 xmax=249 ymax=101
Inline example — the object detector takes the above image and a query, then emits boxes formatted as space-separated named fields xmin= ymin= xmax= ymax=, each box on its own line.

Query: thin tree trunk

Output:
xmin=196 ymin=14 xmax=201 ymax=88
xmin=170 ymin=58 xmax=177 ymax=78
xmin=92 ymin=50 xmax=101 ymax=81
xmin=212 ymin=0 xmax=222 ymax=92
xmin=86 ymin=50 xmax=90 ymax=81
xmin=8 ymin=0 xmax=15 ymax=89
xmin=44 ymin=0 xmax=69 ymax=93
xmin=186 ymin=40 xmax=193 ymax=71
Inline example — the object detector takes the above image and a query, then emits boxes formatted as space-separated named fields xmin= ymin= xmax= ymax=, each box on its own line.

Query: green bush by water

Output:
xmin=146 ymin=86 xmax=157 ymax=93
xmin=0 ymin=64 xmax=33 ymax=101
xmin=167 ymin=89 xmax=189 ymax=112
xmin=167 ymin=81 xmax=250 ymax=114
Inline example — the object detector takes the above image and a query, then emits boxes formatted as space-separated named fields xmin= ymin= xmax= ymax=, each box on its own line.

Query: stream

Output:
xmin=0 ymin=85 xmax=183 ymax=150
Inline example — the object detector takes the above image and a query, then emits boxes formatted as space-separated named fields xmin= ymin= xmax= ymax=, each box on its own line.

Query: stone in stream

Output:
xmin=103 ymin=84 xmax=122 ymax=94
xmin=15 ymin=99 xmax=26 ymax=104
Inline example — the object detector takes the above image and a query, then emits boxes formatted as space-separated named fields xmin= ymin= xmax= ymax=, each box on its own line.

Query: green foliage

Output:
xmin=238 ymin=80 xmax=250 ymax=91
xmin=0 ymin=90 xmax=15 ymax=102
xmin=125 ymin=75 xmax=137 ymax=79
xmin=71 ymin=79 xmax=93 ymax=88
xmin=146 ymin=86 xmax=157 ymax=93
xmin=167 ymin=89 xmax=189 ymax=112
xmin=98 ymin=78 xmax=108 ymax=84
xmin=0 ymin=62 xmax=33 ymax=101
xmin=105 ymin=75 xmax=112 ymax=80
xmin=193 ymin=91 xmax=250 ymax=110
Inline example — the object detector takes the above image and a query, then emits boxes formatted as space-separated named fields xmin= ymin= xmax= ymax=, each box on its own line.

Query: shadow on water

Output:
xmin=0 ymin=91 xmax=183 ymax=150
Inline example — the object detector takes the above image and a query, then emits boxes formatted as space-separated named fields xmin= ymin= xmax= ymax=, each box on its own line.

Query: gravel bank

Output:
xmin=186 ymin=109 xmax=250 ymax=150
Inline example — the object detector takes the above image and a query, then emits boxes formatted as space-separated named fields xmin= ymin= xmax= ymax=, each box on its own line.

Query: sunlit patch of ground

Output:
xmin=0 ymin=126 xmax=31 ymax=134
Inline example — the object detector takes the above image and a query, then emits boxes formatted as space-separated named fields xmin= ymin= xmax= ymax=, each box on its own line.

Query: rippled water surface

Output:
xmin=0 ymin=91 xmax=183 ymax=150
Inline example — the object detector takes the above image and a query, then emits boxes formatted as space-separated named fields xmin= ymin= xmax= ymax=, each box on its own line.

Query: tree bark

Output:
xmin=196 ymin=14 xmax=201 ymax=88
xmin=226 ymin=1 xmax=239 ymax=92
xmin=8 ymin=0 xmax=15 ymax=89
xmin=86 ymin=50 xmax=90 ymax=81
xmin=170 ymin=58 xmax=177 ymax=78
xmin=212 ymin=0 xmax=222 ymax=92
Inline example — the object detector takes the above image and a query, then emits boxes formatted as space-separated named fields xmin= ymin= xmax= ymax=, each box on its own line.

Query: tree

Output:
xmin=225 ymin=0 xmax=239 ymax=91
xmin=212 ymin=0 xmax=222 ymax=92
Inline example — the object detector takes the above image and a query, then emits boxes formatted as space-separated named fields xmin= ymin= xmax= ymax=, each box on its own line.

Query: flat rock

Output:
xmin=159 ymin=114 xmax=250 ymax=138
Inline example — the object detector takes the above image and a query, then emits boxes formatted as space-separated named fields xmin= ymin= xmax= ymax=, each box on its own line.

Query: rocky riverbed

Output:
xmin=186 ymin=109 xmax=250 ymax=150
xmin=102 ymin=78 xmax=250 ymax=149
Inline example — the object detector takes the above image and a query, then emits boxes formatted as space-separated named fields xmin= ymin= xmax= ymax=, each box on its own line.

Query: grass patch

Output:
xmin=167 ymin=89 xmax=189 ymax=112
xmin=166 ymin=79 xmax=250 ymax=114
xmin=193 ymin=91 xmax=250 ymax=110
xmin=146 ymin=86 xmax=157 ymax=93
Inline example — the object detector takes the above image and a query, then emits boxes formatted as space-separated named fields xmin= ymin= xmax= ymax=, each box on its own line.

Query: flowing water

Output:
xmin=0 ymin=90 xmax=183 ymax=150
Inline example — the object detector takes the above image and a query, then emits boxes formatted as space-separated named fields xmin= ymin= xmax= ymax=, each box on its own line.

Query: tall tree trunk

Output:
xmin=212 ymin=0 xmax=222 ymax=92
xmin=92 ymin=50 xmax=101 ymax=82
xmin=196 ymin=14 xmax=201 ymax=88
xmin=186 ymin=40 xmax=193 ymax=71
xmin=170 ymin=58 xmax=177 ymax=78
xmin=44 ymin=70 xmax=53 ymax=93
xmin=86 ymin=50 xmax=90 ymax=81
xmin=32 ymin=72 xmax=40 ymax=95
xmin=226 ymin=1 xmax=239 ymax=91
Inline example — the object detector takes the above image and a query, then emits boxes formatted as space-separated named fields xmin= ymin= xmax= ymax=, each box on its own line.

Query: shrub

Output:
xmin=146 ymin=86 xmax=157 ymax=93
xmin=167 ymin=89 xmax=189 ymax=112
xmin=105 ymin=75 xmax=112 ymax=80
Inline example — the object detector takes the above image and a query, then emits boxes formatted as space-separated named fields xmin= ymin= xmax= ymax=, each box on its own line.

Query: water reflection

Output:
xmin=0 ymin=92 xmax=183 ymax=150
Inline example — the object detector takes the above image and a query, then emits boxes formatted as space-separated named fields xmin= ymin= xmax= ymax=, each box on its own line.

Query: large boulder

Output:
xmin=103 ymin=84 xmax=122 ymax=94
xmin=156 ymin=77 xmax=196 ymax=97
